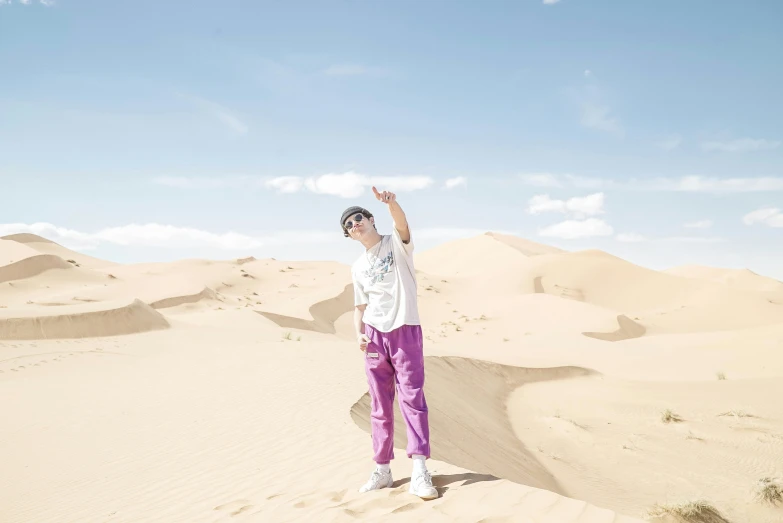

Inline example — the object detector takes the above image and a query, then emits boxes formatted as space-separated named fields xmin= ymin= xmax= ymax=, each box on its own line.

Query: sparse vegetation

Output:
xmin=282 ymin=332 xmax=292 ymax=340
xmin=717 ymin=409 xmax=753 ymax=418
xmin=107 ymin=274 xmax=117 ymax=279
xmin=753 ymin=477 xmax=783 ymax=505
xmin=296 ymin=336 xmax=302 ymax=342
xmin=661 ymin=409 xmax=684 ymax=423
xmin=503 ymin=337 xmax=509 ymax=342
xmin=645 ymin=499 xmax=728 ymax=522
xmin=716 ymin=371 xmax=726 ymax=380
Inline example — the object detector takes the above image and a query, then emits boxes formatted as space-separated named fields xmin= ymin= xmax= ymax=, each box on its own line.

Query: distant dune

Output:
xmin=665 ymin=264 xmax=783 ymax=294
xmin=1 ymin=233 xmax=117 ymax=269
xmin=0 ymin=254 xmax=74 ymax=284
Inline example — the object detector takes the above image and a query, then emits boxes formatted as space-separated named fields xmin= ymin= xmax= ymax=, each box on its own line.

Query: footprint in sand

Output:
xmin=213 ymin=500 xmax=254 ymax=517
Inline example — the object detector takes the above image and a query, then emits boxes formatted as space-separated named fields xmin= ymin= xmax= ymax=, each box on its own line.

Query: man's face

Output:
xmin=344 ymin=212 xmax=373 ymax=238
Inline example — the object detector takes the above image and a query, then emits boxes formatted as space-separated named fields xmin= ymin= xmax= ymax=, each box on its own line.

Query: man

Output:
xmin=341 ymin=186 xmax=438 ymax=500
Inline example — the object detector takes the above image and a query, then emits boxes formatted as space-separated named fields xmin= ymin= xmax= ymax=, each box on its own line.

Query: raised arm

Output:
xmin=372 ymin=186 xmax=410 ymax=243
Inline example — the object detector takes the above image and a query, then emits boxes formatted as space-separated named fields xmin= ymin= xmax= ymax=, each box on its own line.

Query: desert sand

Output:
xmin=1 ymin=231 xmax=782 ymax=523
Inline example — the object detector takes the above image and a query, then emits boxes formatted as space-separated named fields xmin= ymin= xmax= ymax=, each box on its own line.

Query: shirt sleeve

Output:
xmin=391 ymin=224 xmax=414 ymax=257
xmin=352 ymin=268 xmax=369 ymax=306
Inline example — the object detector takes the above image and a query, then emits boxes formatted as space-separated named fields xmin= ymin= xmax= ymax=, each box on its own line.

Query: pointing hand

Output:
xmin=372 ymin=186 xmax=396 ymax=204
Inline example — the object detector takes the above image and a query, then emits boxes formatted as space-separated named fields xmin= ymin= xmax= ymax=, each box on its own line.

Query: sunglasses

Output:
xmin=344 ymin=213 xmax=365 ymax=230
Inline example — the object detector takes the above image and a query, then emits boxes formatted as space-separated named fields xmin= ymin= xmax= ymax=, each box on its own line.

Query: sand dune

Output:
xmin=256 ymin=283 xmax=354 ymax=334
xmin=148 ymin=286 xmax=218 ymax=309
xmin=509 ymin=374 xmax=783 ymax=523
xmin=0 ymin=253 xmax=74 ymax=284
xmin=351 ymin=356 xmax=597 ymax=492
xmin=665 ymin=264 xmax=783 ymax=294
xmin=416 ymin=236 xmax=783 ymax=337
xmin=0 ymin=298 xmax=169 ymax=339
xmin=1 ymin=233 xmax=117 ymax=269
xmin=583 ymin=314 xmax=647 ymax=342
xmin=1 ymin=232 xmax=782 ymax=523
xmin=486 ymin=231 xmax=567 ymax=256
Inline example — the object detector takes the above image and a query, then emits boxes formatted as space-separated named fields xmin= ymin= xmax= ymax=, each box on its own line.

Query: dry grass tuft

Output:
xmin=753 ymin=477 xmax=783 ymax=505
xmin=716 ymin=371 xmax=726 ymax=380
xmin=645 ymin=499 xmax=729 ymax=522
xmin=661 ymin=409 xmax=684 ymax=423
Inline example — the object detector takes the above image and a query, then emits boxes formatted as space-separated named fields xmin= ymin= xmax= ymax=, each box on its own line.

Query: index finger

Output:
xmin=372 ymin=186 xmax=381 ymax=198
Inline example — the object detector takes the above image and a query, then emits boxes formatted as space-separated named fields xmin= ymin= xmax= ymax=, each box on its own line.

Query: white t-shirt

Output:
xmin=351 ymin=227 xmax=420 ymax=333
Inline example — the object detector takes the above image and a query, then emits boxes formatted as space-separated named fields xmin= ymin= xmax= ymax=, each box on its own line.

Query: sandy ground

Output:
xmin=1 ymin=232 xmax=782 ymax=523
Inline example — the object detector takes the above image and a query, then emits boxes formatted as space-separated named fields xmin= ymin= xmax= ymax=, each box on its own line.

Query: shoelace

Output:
xmin=369 ymin=470 xmax=387 ymax=484
xmin=413 ymin=470 xmax=433 ymax=487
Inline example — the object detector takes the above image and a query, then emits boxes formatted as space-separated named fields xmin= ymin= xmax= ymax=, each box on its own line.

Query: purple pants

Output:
xmin=364 ymin=323 xmax=430 ymax=464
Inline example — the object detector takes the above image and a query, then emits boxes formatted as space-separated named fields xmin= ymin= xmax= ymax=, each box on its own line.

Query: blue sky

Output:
xmin=1 ymin=0 xmax=782 ymax=278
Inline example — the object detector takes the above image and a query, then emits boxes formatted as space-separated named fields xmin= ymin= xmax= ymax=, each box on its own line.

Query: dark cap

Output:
xmin=340 ymin=206 xmax=373 ymax=237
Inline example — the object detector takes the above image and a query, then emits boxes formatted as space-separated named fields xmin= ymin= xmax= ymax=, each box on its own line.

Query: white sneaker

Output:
xmin=409 ymin=470 xmax=438 ymax=500
xmin=358 ymin=468 xmax=393 ymax=493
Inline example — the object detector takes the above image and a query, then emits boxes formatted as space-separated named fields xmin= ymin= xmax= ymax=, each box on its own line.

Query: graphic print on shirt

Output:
xmin=362 ymin=249 xmax=394 ymax=285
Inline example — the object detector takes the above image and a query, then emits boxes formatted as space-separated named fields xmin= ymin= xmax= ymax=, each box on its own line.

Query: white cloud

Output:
xmin=0 ymin=1 xmax=12 ymax=5
xmin=616 ymin=233 xmax=646 ymax=242
xmin=538 ymin=218 xmax=614 ymax=239
xmin=519 ymin=174 xmax=783 ymax=193
xmin=0 ymin=223 xmax=336 ymax=251
xmin=581 ymin=102 xmax=623 ymax=136
xmin=20 ymin=0 xmax=32 ymax=4
xmin=323 ymin=64 xmax=390 ymax=77
xmin=659 ymin=176 xmax=783 ymax=192
xmin=40 ymin=0 xmax=55 ymax=4
xmin=444 ymin=176 xmax=467 ymax=189
xmin=152 ymin=172 xmax=433 ymax=198
xmin=658 ymin=236 xmax=725 ymax=243
xmin=527 ymin=192 xmax=605 ymax=218
xmin=701 ymin=138 xmax=781 ymax=153
xmin=543 ymin=0 xmax=561 ymax=4
xmin=684 ymin=219 xmax=713 ymax=229
xmin=302 ymin=172 xmax=433 ymax=198
xmin=615 ymin=232 xmax=723 ymax=244
xmin=584 ymin=69 xmax=592 ymax=77
xmin=658 ymin=134 xmax=682 ymax=151
xmin=265 ymin=176 xmax=303 ymax=194
xmin=742 ymin=207 xmax=783 ymax=228
xmin=178 ymin=93 xmax=248 ymax=135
